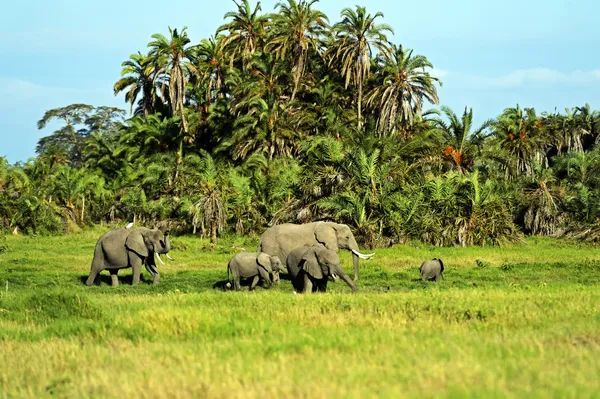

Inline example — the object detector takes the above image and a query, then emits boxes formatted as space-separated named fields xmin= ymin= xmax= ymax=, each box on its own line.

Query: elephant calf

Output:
xmin=227 ymin=252 xmax=283 ymax=291
xmin=286 ymin=245 xmax=357 ymax=293
xmin=419 ymin=258 xmax=444 ymax=282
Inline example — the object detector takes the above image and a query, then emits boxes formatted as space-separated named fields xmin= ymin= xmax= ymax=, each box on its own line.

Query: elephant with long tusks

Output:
xmin=258 ymin=222 xmax=374 ymax=282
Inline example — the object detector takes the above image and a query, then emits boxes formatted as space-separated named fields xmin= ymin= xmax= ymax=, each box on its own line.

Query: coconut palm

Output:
xmin=327 ymin=5 xmax=393 ymax=128
xmin=268 ymin=0 xmax=329 ymax=101
xmin=366 ymin=44 xmax=441 ymax=135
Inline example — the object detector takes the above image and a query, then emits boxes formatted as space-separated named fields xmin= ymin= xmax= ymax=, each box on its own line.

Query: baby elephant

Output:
xmin=227 ymin=252 xmax=283 ymax=291
xmin=286 ymin=245 xmax=357 ymax=293
xmin=420 ymin=258 xmax=445 ymax=281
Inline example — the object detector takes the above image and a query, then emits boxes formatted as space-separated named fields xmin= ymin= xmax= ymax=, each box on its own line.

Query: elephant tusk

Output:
xmin=155 ymin=253 xmax=165 ymax=265
xmin=166 ymin=254 xmax=175 ymax=261
xmin=351 ymin=249 xmax=375 ymax=259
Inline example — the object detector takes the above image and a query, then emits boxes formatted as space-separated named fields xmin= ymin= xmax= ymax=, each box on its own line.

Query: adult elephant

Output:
xmin=257 ymin=222 xmax=374 ymax=281
xmin=86 ymin=227 xmax=173 ymax=286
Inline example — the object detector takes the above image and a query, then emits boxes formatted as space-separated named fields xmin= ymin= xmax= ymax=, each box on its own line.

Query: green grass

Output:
xmin=1 ymin=227 xmax=600 ymax=398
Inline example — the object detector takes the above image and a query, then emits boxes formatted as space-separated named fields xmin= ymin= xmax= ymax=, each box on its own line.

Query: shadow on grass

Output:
xmin=78 ymin=274 xmax=155 ymax=286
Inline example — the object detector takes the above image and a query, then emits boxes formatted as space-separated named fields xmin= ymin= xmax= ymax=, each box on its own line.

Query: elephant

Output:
xmin=86 ymin=227 xmax=173 ymax=286
xmin=257 ymin=221 xmax=374 ymax=281
xmin=286 ymin=245 xmax=357 ymax=293
xmin=227 ymin=252 xmax=284 ymax=291
xmin=420 ymin=258 xmax=444 ymax=282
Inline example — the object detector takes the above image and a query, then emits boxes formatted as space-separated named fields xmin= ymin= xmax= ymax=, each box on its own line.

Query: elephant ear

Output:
xmin=125 ymin=230 xmax=148 ymax=257
xmin=437 ymin=258 xmax=444 ymax=273
xmin=257 ymin=253 xmax=273 ymax=273
xmin=302 ymin=249 xmax=324 ymax=279
xmin=314 ymin=224 xmax=338 ymax=252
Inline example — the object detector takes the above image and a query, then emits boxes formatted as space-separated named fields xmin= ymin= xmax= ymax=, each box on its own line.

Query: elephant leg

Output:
xmin=86 ymin=270 xmax=101 ymax=286
xmin=152 ymin=271 xmax=160 ymax=284
xmin=109 ymin=269 xmax=119 ymax=287
xmin=86 ymin=251 xmax=105 ymax=286
xmin=249 ymin=275 xmax=260 ymax=291
xmin=303 ymin=273 xmax=313 ymax=293
xmin=233 ymin=274 xmax=241 ymax=291
xmin=316 ymin=279 xmax=328 ymax=292
xmin=258 ymin=267 xmax=272 ymax=289
xmin=131 ymin=256 xmax=143 ymax=285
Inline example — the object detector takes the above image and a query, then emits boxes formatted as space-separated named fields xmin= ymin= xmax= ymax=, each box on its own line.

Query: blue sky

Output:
xmin=1 ymin=0 xmax=599 ymax=163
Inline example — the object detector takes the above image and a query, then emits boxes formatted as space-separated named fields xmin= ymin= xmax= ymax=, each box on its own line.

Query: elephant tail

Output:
xmin=224 ymin=261 xmax=231 ymax=290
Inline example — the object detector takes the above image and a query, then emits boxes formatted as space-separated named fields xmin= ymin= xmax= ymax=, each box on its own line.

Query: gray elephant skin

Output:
xmin=286 ymin=245 xmax=357 ymax=293
xmin=420 ymin=258 xmax=444 ymax=281
xmin=227 ymin=252 xmax=284 ymax=291
xmin=257 ymin=222 xmax=374 ymax=281
xmin=86 ymin=227 xmax=172 ymax=286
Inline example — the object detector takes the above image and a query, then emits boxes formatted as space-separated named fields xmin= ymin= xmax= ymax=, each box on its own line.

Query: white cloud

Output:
xmin=428 ymin=67 xmax=449 ymax=79
xmin=0 ymin=78 xmax=80 ymax=100
xmin=469 ymin=68 xmax=600 ymax=88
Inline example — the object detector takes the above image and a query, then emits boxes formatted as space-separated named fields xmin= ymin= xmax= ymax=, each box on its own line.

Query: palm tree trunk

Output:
xmin=210 ymin=220 xmax=217 ymax=244
xmin=358 ymin=82 xmax=363 ymax=129
xmin=81 ymin=196 xmax=85 ymax=224
xmin=175 ymin=138 xmax=183 ymax=180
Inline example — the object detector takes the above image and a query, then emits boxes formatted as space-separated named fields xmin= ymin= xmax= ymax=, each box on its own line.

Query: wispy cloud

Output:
xmin=469 ymin=68 xmax=600 ymax=88
xmin=0 ymin=77 xmax=112 ymax=106
xmin=428 ymin=67 xmax=449 ymax=79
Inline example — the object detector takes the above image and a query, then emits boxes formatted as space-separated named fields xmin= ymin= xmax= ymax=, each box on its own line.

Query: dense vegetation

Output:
xmin=2 ymin=232 xmax=600 ymax=397
xmin=2 ymin=0 xmax=600 ymax=248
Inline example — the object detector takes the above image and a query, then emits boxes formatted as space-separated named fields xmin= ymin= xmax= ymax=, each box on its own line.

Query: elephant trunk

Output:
xmin=163 ymin=232 xmax=172 ymax=253
xmin=161 ymin=232 xmax=175 ymax=261
xmin=347 ymin=236 xmax=375 ymax=281
xmin=334 ymin=265 xmax=357 ymax=293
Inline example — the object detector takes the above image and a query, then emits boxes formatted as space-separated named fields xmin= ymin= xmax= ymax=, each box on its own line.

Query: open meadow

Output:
xmin=1 ymin=228 xmax=600 ymax=398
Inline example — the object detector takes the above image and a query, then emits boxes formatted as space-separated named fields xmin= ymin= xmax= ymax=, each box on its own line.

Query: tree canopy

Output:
xmin=3 ymin=1 xmax=600 ymax=246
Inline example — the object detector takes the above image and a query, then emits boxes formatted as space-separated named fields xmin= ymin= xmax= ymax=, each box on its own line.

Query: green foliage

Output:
xmin=4 ymin=3 xmax=600 ymax=246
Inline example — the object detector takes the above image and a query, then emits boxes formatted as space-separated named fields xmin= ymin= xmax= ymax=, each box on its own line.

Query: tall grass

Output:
xmin=1 ymin=229 xmax=600 ymax=398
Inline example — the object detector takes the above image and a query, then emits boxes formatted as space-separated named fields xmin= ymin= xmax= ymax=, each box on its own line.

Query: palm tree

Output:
xmin=148 ymin=26 xmax=198 ymax=166
xmin=217 ymin=0 xmax=269 ymax=69
xmin=575 ymin=103 xmax=600 ymax=148
xmin=268 ymin=0 xmax=329 ymax=101
xmin=113 ymin=52 xmax=160 ymax=116
xmin=188 ymin=152 xmax=228 ymax=244
xmin=491 ymin=105 xmax=545 ymax=179
xmin=366 ymin=44 xmax=441 ymax=135
xmin=226 ymin=53 xmax=300 ymax=160
xmin=523 ymin=162 xmax=564 ymax=235
xmin=327 ymin=6 xmax=393 ymax=128
xmin=196 ymin=35 xmax=229 ymax=104
xmin=432 ymin=106 xmax=492 ymax=173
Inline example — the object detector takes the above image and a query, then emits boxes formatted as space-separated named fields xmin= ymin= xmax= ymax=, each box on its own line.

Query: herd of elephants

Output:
xmin=85 ymin=221 xmax=445 ymax=292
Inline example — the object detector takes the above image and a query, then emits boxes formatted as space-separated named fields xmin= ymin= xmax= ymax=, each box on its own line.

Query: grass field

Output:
xmin=1 ymin=227 xmax=600 ymax=398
